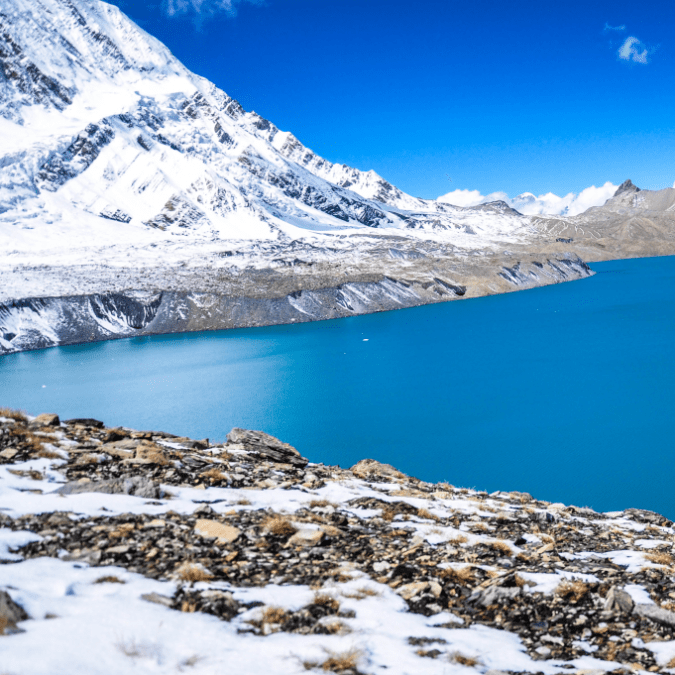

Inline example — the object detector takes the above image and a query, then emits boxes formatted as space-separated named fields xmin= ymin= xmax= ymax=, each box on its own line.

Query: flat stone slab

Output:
xmin=194 ymin=519 xmax=241 ymax=545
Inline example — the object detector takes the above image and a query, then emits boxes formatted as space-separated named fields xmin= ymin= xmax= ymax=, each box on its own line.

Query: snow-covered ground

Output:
xmin=2 ymin=411 xmax=675 ymax=674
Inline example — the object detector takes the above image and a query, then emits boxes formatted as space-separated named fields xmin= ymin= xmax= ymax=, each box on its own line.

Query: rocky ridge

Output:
xmin=2 ymin=408 xmax=675 ymax=674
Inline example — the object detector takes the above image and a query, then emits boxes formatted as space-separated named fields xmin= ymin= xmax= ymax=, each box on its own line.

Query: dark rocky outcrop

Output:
xmin=227 ymin=427 xmax=308 ymax=468
xmin=614 ymin=179 xmax=641 ymax=196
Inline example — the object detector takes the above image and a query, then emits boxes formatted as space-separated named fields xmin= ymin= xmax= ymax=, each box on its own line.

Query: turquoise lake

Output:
xmin=2 ymin=256 xmax=674 ymax=518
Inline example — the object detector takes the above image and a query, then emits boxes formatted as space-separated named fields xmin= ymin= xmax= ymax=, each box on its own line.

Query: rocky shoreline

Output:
xmin=2 ymin=409 xmax=675 ymax=674
xmin=0 ymin=244 xmax=593 ymax=355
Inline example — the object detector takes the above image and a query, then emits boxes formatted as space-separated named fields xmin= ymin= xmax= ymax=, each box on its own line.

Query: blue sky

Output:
xmin=110 ymin=0 xmax=674 ymax=200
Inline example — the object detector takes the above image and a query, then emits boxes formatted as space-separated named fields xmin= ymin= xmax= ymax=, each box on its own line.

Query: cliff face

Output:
xmin=2 ymin=409 xmax=675 ymax=672
xmin=0 ymin=248 xmax=593 ymax=354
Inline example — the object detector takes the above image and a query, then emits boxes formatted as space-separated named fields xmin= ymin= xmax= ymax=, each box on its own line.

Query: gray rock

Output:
xmin=141 ymin=593 xmax=174 ymax=608
xmin=0 ymin=590 xmax=29 ymax=635
xmin=604 ymin=586 xmax=634 ymax=614
xmin=634 ymin=603 xmax=675 ymax=628
xmin=64 ymin=418 xmax=104 ymax=428
xmin=32 ymin=413 xmax=60 ymax=427
xmin=226 ymin=428 xmax=308 ymax=468
xmin=623 ymin=508 xmax=672 ymax=528
xmin=350 ymin=458 xmax=405 ymax=480
xmin=55 ymin=476 xmax=160 ymax=499
xmin=468 ymin=584 xmax=521 ymax=608
xmin=62 ymin=548 xmax=102 ymax=565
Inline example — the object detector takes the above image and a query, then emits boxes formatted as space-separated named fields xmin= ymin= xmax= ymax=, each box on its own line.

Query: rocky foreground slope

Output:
xmin=2 ymin=408 xmax=675 ymax=674
xmin=1 ymin=0 xmax=674 ymax=354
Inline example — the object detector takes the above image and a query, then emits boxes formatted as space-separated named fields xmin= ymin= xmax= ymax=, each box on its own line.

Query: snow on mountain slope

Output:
xmin=0 ymin=0 xmax=542 ymax=268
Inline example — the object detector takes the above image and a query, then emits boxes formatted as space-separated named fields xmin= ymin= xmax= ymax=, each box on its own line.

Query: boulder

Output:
xmin=604 ymin=586 xmax=634 ymax=614
xmin=194 ymin=519 xmax=241 ymax=545
xmin=350 ymin=458 xmax=405 ymax=480
xmin=468 ymin=584 xmax=521 ymax=608
xmin=32 ymin=413 xmax=60 ymax=427
xmin=397 ymin=581 xmax=429 ymax=601
xmin=286 ymin=529 xmax=324 ymax=547
xmin=226 ymin=428 xmax=308 ymax=468
xmin=634 ymin=603 xmax=675 ymax=628
xmin=64 ymin=418 xmax=104 ymax=428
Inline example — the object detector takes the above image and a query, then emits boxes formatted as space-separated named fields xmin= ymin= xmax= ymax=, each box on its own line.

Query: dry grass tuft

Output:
xmin=246 ymin=606 xmax=290 ymax=633
xmin=303 ymin=648 xmax=363 ymax=673
xmin=646 ymin=551 xmax=675 ymax=566
xmin=381 ymin=506 xmax=396 ymax=522
xmin=94 ymin=575 xmax=125 ymax=584
xmin=36 ymin=448 xmax=62 ymax=459
xmin=317 ymin=619 xmax=351 ymax=636
xmin=309 ymin=499 xmax=334 ymax=508
xmin=76 ymin=453 xmax=100 ymax=465
xmin=447 ymin=534 xmax=468 ymax=545
xmin=341 ymin=586 xmax=380 ymax=600
xmin=478 ymin=504 xmax=498 ymax=513
xmin=667 ymin=656 xmax=675 ymax=669
xmin=416 ymin=508 xmax=439 ymax=522
xmin=555 ymin=579 xmax=590 ymax=604
xmin=236 ymin=498 xmax=252 ymax=506
xmin=201 ymin=467 xmax=229 ymax=483
xmin=261 ymin=606 xmax=289 ymax=625
xmin=440 ymin=566 xmax=476 ymax=585
xmin=486 ymin=539 xmax=514 ymax=556
xmin=0 ymin=408 xmax=27 ymax=422
xmin=175 ymin=562 xmax=214 ymax=583
xmin=264 ymin=515 xmax=298 ymax=537
xmin=0 ymin=616 xmax=9 ymax=636
xmin=313 ymin=593 xmax=340 ymax=612
xmin=7 ymin=469 xmax=44 ymax=480
xmin=448 ymin=651 xmax=479 ymax=666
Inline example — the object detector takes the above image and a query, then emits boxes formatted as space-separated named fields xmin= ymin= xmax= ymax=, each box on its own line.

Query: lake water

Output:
xmin=2 ymin=256 xmax=674 ymax=518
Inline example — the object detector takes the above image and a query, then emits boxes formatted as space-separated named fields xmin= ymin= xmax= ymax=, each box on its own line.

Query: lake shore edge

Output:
xmin=1 ymin=250 xmax=595 ymax=355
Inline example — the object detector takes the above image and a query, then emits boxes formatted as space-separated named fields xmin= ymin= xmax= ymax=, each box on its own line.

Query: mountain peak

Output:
xmin=614 ymin=179 xmax=641 ymax=197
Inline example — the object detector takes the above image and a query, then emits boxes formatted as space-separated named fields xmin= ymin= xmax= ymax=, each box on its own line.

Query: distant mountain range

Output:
xmin=438 ymin=182 xmax=621 ymax=217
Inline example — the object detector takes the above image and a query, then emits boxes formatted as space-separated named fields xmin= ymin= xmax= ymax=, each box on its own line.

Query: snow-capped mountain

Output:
xmin=0 ymin=0 xmax=543 ymax=264
xmin=1 ymin=0 xmax=674 ymax=356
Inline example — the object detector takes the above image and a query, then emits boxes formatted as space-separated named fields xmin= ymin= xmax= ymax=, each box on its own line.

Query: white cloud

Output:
xmin=163 ymin=0 xmax=261 ymax=19
xmin=437 ymin=182 xmax=619 ymax=217
xmin=618 ymin=36 xmax=649 ymax=64
xmin=604 ymin=23 xmax=626 ymax=32
xmin=435 ymin=189 xmax=488 ymax=207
